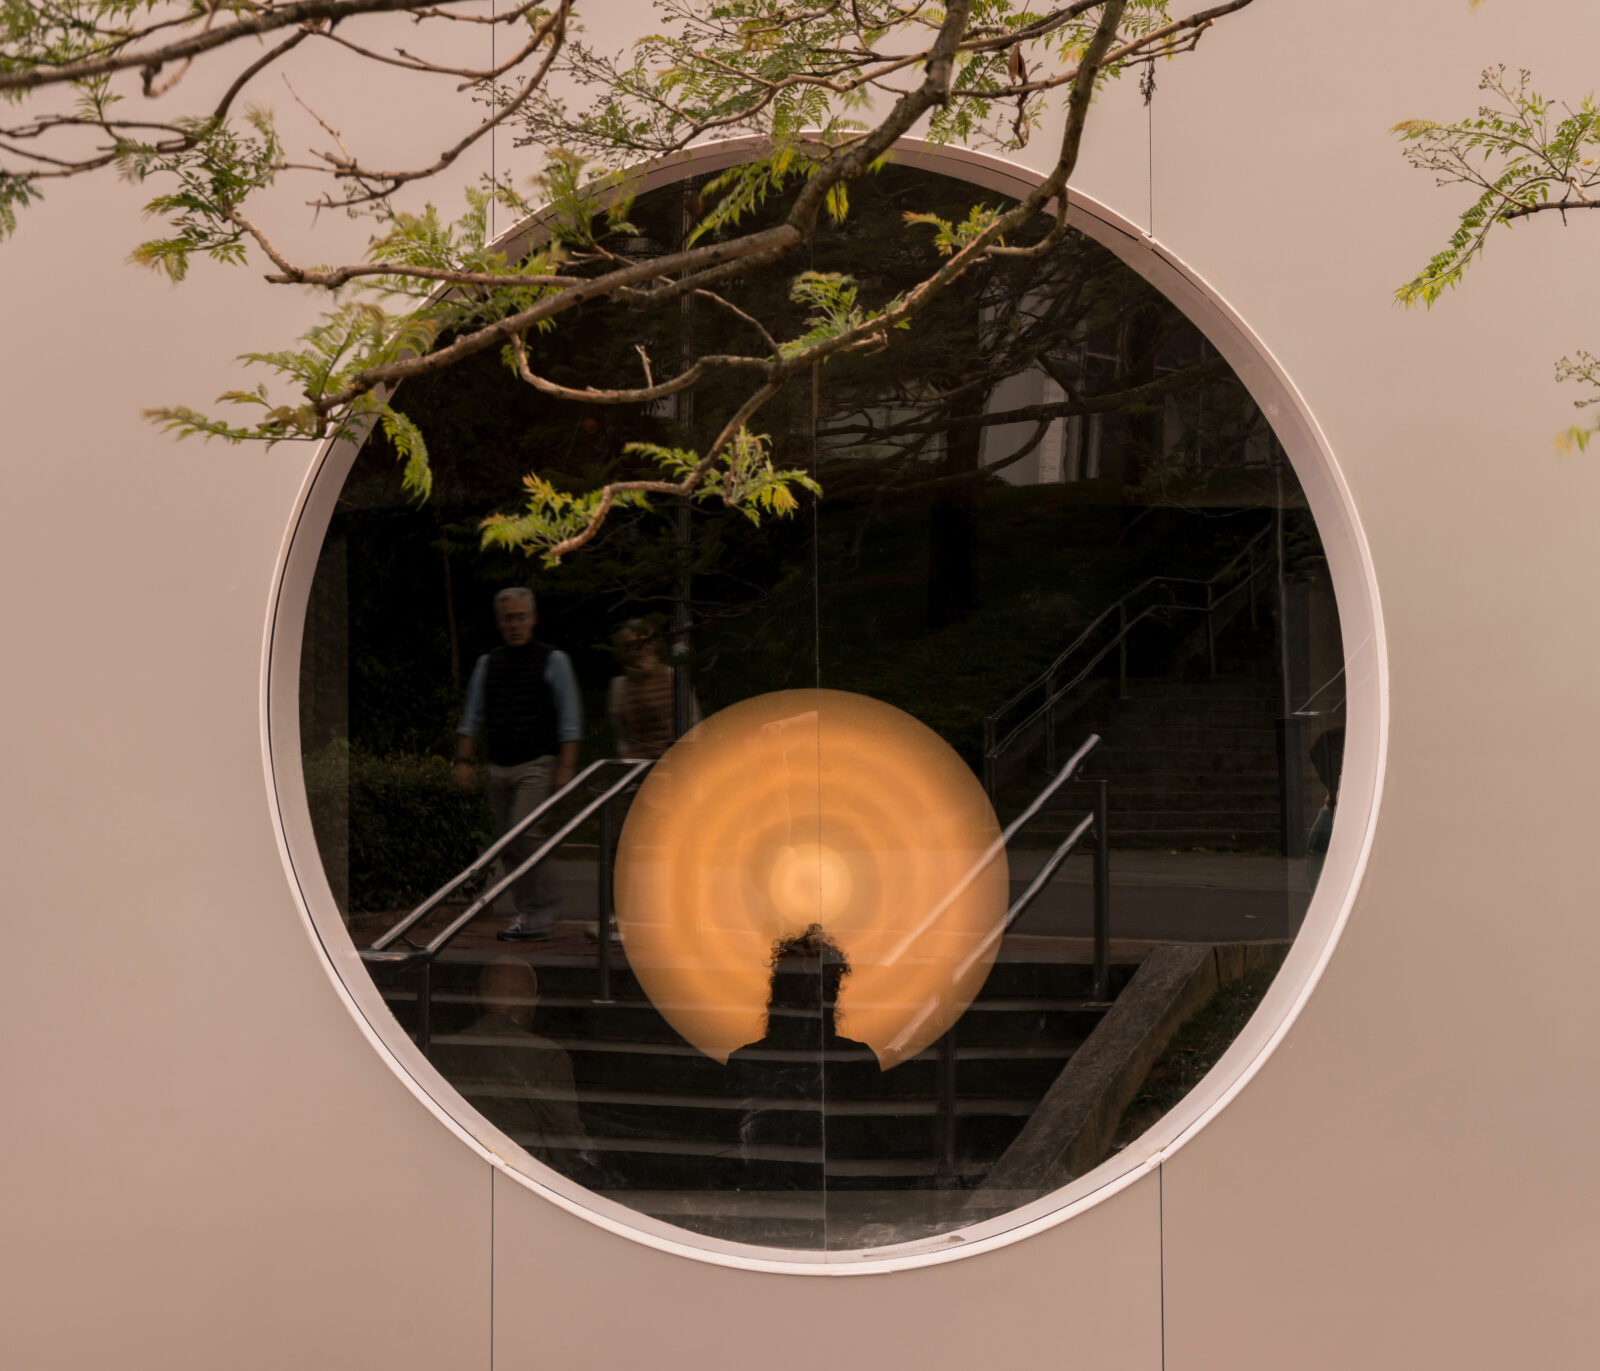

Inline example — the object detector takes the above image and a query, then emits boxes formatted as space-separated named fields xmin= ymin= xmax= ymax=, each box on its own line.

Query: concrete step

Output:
xmin=427 ymin=1032 xmax=1087 ymax=1101
xmin=391 ymin=987 xmax=1107 ymax=1050
xmin=1098 ymin=789 xmax=1282 ymax=815
xmin=1123 ymin=675 xmax=1278 ymax=696
xmin=377 ymin=949 xmax=1133 ymax=1003
xmin=1096 ymin=724 xmax=1278 ymax=750
xmin=385 ymin=948 xmax=1126 ymax=1192
xmin=1083 ymin=747 xmax=1281 ymax=776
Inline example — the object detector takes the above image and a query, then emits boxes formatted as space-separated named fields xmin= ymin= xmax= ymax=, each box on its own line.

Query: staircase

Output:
xmin=372 ymin=946 xmax=1136 ymax=1246
xmin=1078 ymin=673 xmax=1284 ymax=850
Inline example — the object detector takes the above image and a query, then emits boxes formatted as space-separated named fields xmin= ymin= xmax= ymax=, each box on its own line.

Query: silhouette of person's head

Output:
xmin=764 ymin=923 xmax=849 ymax=1024
xmin=613 ymin=618 xmax=662 ymax=672
xmin=480 ymin=956 xmax=539 ymax=1030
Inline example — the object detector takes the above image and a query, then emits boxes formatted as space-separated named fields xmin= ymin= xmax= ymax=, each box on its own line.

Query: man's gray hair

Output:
xmin=494 ymin=586 xmax=536 ymax=614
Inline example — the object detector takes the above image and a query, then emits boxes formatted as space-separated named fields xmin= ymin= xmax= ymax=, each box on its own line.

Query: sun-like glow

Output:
xmin=767 ymin=842 xmax=855 ymax=925
xmin=613 ymin=689 xmax=1009 ymax=1069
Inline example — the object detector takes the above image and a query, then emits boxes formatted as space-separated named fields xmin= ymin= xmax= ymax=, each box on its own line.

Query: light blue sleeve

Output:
xmin=456 ymin=655 xmax=489 ymax=739
xmin=544 ymin=649 xmax=584 ymax=744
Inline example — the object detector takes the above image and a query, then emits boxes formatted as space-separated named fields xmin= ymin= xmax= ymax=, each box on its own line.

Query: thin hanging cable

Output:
xmin=1141 ymin=60 xmax=1156 ymax=236
xmin=811 ymin=313 xmax=830 ymax=1250
xmin=489 ymin=0 xmax=496 ymax=242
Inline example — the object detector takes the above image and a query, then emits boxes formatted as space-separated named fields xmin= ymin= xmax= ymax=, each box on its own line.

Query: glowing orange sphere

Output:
xmin=613 ymin=689 xmax=1009 ymax=1069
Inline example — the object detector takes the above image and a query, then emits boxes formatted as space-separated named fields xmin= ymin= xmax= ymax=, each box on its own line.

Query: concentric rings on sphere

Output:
xmin=613 ymin=689 xmax=1009 ymax=1068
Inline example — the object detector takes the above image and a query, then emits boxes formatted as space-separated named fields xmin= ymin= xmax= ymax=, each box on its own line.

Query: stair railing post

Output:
xmin=595 ymin=789 xmax=616 ymax=1003
xmin=418 ymin=959 xmax=434 ymax=1057
xmin=1044 ymin=669 xmax=1057 ymax=774
xmin=1206 ymin=584 xmax=1218 ymax=677
xmin=982 ymin=718 xmax=997 ymax=799
xmin=1092 ymin=778 xmax=1111 ymax=1002
xmin=935 ymin=1031 xmax=958 ymax=1184
xmin=1276 ymin=715 xmax=1307 ymax=859
xmin=1118 ymin=602 xmax=1129 ymax=698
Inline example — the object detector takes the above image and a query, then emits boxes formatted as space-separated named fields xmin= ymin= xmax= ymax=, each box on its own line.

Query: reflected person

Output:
xmin=433 ymin=957 xmax=597 ymax=1175
xmin=1306 ymin=726 xmax=1344 ymax=893
xmin=725 ymin=926 xmax=875 ymax=1186
xmin=607 ymin=619 xmax=699 ymax=760
xmin=452 ymin=587 xmax=583 ymax=941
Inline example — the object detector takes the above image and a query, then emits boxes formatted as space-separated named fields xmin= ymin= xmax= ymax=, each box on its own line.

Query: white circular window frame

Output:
xmin=263 ymin=136 xmax=1387 ymax=1275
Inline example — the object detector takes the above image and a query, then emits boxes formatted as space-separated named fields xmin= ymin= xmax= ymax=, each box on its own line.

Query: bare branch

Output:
xmin=298 ymin=2 xmax=570 ymax=209
xmin=0 ymin=0 xmax=480 ymax=95
xmin=214 ymin=26 xmax=316 ymax=121
xmin=508 ymin=332 xmax=771 ymax=404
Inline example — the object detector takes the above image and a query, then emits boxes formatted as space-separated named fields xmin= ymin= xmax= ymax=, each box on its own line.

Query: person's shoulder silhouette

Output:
xmin=727 ymin=924 xmax=873 ymax=1072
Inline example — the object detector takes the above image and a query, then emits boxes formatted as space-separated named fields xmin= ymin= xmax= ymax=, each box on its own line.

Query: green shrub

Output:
xmin=304 ymin=742 xmax=496 ymax=912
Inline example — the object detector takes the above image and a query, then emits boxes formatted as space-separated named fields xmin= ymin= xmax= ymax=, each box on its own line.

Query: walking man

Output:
xmin=453 ymin=588 xmax=582 ymax=941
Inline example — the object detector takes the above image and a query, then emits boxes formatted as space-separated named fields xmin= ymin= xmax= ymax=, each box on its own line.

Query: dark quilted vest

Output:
xmin=484 ymin=642 xmax=557 ymax=765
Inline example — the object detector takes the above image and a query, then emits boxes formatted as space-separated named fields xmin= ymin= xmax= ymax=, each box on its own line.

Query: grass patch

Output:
xmin=1111 ymin=966 xmax=1277 ymax=1148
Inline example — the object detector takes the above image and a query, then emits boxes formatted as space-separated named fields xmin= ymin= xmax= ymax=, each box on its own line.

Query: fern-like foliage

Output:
xmin=1396 ymin=67 xmax=1600 ymax=449
xmin=479 ymin=430 xmax=819 ymax=565
xmin=122 ymin=107 xmax=282 ymax=281
xmin=904 ymin=202 xmax=1006 ymax=257
xmin=780 ymin=272 xmax=869 ymax=358
xmin=0 ymin=170 xmax=42 ymax=240
xmin=1394 ymin=68 xmax=1600 ymax=307
xmin=1554 ymin=351 xmax=1600 ymax=453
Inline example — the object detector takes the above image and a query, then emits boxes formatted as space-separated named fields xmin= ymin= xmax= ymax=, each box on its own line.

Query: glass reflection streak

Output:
xmin=614 ymin=689 xmax=1009 ymax=1069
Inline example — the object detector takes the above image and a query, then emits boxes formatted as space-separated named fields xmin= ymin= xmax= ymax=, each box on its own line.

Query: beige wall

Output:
xmin=3 ymin=2 xmax=1598 ymax=1367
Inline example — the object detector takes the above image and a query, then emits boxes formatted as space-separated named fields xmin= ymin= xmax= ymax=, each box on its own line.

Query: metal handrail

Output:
xmin=890 ymin=735 xmax=1111 ymax=1070
xmin=367 ymin=757 xmax=621 ymax=954
xmin=1293 ymin=666 xmax=1346 ymax=719
xmin=360 ymin=757 xmax=652 ymax=1053
xmin=923 ymin=737 xmax=1114 ymax=1181
xmin=368 ymin=740 xmax=1112 ymax=1186
xmin=982 ymin=523 xmax=1274 ymax=795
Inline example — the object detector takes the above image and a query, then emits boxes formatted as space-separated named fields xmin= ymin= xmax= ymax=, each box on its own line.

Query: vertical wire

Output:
xmin=488 ymin=1166 xmax=496 ymax=1370
xmin=489 ymin=0 xmax=497 ymax=242
xmin=808 ymin=228 xmax=828 ymax=1247
xmin=1158 ymin=1163 xmax=1167 ymax=1370
xmin=1141 ymin=60 xmax=1156 ymax=238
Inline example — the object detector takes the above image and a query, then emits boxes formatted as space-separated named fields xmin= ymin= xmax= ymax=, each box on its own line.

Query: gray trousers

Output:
xmin=487 ymin=756 xmax=558 ymax=926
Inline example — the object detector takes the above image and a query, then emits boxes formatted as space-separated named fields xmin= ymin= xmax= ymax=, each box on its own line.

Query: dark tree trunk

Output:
xmin=926 ymin=381 xmax=984 ymax=630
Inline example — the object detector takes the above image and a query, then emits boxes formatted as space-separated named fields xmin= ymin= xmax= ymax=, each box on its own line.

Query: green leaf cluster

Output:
xmin=1394 ymin=68 xmax=1600 ymax=307
xmin=904 ymin=202 xmax=1005 ymax=256
xmin=1554 ymin=351 xmax=1600 ymax=453
xmin=479 ymin=472 xmax=652 ymax=565
xmin=632 ymin=428 xmax=821 ymax=522
xmin=780 ymin=270 xmax=869 ymax=358
xmin=0 ymin=168 xmax=40 ymax=239
xmin=122 ymin=107 xmax=282 ymax=280
xmin=479 ymin=428 xmax=818 ymax=566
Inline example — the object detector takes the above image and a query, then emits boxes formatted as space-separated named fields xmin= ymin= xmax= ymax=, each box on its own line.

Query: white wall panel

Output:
xmin=492 ymin=1166 xmax=1162 ymax=1369
xmin=1149 ymin=3 xmax=1600 ymax=1367
xmin=5 ymin=1 xmax=1600 ymax=1367
xmin=0 ymin=44 xmax=497 ymax=1371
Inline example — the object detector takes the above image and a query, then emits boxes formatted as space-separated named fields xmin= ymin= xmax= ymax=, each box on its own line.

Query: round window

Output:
xmin=284 ymin=152 xmax=1359 ymax=1257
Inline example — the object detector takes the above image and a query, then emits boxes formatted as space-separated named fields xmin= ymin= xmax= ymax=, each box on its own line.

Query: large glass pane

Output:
xmin=299 ymin=162 xmax=1346 ymax=1253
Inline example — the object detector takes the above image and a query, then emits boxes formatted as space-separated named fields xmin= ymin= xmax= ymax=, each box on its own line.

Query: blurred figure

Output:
xmin=1306 ymin=726 xmax=1345 ymax=893
xmin=453 ymin=588 xmax=583 ymax=941
xmin=607 ymin=619 xmax=698 ymax=760
xmin=433 ymin=957 xmax=596 ymax=1174
xmin=725 ymin=926 xmax=875 ymax=1186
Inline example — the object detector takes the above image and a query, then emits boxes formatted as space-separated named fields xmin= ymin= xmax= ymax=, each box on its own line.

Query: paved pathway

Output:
xmin=350 ymin=849 xmax=1311 ymax=959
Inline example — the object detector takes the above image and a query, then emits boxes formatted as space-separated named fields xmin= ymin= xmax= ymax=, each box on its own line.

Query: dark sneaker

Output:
xmin=497 ymin=921 xmax=551 ymax=942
